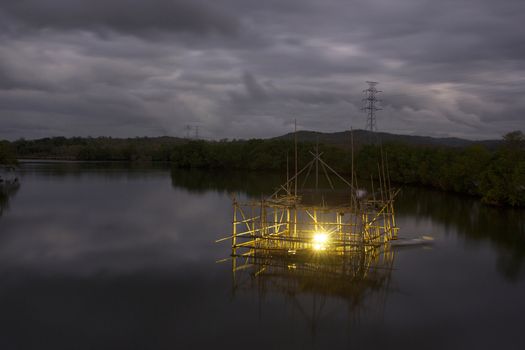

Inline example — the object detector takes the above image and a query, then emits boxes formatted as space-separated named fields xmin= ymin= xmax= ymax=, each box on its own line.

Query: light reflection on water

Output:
xmin=0 ymin=162 xmax=524 ymax=349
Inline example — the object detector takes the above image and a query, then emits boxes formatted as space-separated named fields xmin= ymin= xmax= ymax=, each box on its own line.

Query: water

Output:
xmin=0 ymin=162 xmax=524 ymax=349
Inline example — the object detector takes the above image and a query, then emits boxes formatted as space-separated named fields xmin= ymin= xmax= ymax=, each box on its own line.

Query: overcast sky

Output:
xmin=1 ymin=0 xmax=524 ymax=140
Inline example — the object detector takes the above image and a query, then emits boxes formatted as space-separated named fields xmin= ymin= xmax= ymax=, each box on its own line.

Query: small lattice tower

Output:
xmin=362 ymin=81 xmax=382 ymax=132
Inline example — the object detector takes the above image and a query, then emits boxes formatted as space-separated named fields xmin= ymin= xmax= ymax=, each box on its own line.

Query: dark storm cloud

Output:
xmin=0 ymin=0 xmax=524 ymax=140
xmin=0 ymin=0 xmax=239 ymax=36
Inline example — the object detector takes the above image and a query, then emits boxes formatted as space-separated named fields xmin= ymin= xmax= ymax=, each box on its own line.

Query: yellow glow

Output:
xmin=312 ymin=232 xmax=329 ymax=251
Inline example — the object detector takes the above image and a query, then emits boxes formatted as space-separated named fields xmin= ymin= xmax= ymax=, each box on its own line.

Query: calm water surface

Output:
xmin=0 ymin=162 xmax=524 ymax=349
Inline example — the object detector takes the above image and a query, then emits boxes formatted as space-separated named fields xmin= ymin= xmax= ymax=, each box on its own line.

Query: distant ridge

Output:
xmin=273 ymin=129 xmax=501 ymax=149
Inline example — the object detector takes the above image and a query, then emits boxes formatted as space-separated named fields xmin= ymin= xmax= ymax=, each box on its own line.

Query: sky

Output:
xmin=0 ymin=0 xmax=524 ymax=141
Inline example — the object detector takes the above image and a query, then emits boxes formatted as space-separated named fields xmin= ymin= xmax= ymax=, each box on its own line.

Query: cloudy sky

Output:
xmin=1 ymin=0 xmax=524 ymax=140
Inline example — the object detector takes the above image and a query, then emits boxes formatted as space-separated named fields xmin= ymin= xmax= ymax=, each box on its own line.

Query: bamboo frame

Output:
xmin=218 ymin=131 xmax=400 ymax=316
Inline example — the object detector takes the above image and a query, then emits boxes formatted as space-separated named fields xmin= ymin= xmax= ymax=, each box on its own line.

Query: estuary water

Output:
xmin=0 ymin=161 xmax=524 ymax=350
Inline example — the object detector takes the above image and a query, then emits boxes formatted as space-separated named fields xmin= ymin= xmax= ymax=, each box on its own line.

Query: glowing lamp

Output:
xmin=312 ymin=232 xmax=329 ymax=251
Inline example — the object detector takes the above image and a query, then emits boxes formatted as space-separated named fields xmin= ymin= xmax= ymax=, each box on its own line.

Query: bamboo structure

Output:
xmin=217 ymin=129 xmax=400 ymax=315
xmin=218 ymin=153 xmax=399 ymax=258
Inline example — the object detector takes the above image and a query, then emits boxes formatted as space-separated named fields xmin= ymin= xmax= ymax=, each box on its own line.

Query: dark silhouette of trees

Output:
xmin=2 ymin=131 xmax=524 ymax=206
xmin=0 ymin=141 xmax=17 ymax=166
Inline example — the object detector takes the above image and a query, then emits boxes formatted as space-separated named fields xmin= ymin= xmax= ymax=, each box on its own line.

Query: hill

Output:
xmin=274 ymin=129 xmax=501 ymax=149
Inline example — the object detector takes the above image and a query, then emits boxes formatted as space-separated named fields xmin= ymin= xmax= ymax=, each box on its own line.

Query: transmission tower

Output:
xmin=185 ymin=124 xmax=202 ymax=139
xmin=362 ymin=81 xmax=382 ymax=132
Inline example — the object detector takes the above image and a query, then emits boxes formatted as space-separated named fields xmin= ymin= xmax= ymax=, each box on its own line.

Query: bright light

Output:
xmin=312 ymin=232 xmax=329 ymax=251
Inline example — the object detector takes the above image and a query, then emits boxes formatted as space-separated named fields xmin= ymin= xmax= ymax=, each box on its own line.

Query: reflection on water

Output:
xmin=0 ymin=165 xmax=20 ymax=217
xmin=0 ymin=164 xmax=523 ymax=349
xmin=231 ymin=245 xmax=395 ymax=336
xmin=0 ymin=181 xmax=20 ymax=216
xmin=171 ymin=168 xmax=283 ymax=196
xmin=18 ymin=160 xmax=171 ymax=179
xmin=398 ymin=187 xmax=525 ymax=281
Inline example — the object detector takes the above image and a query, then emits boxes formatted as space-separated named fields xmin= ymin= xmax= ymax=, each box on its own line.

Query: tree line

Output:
xmin=1 ymin=131 xmax=524 ymax=206
xmin=356 ymin=131 xmax=525 ymax=206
